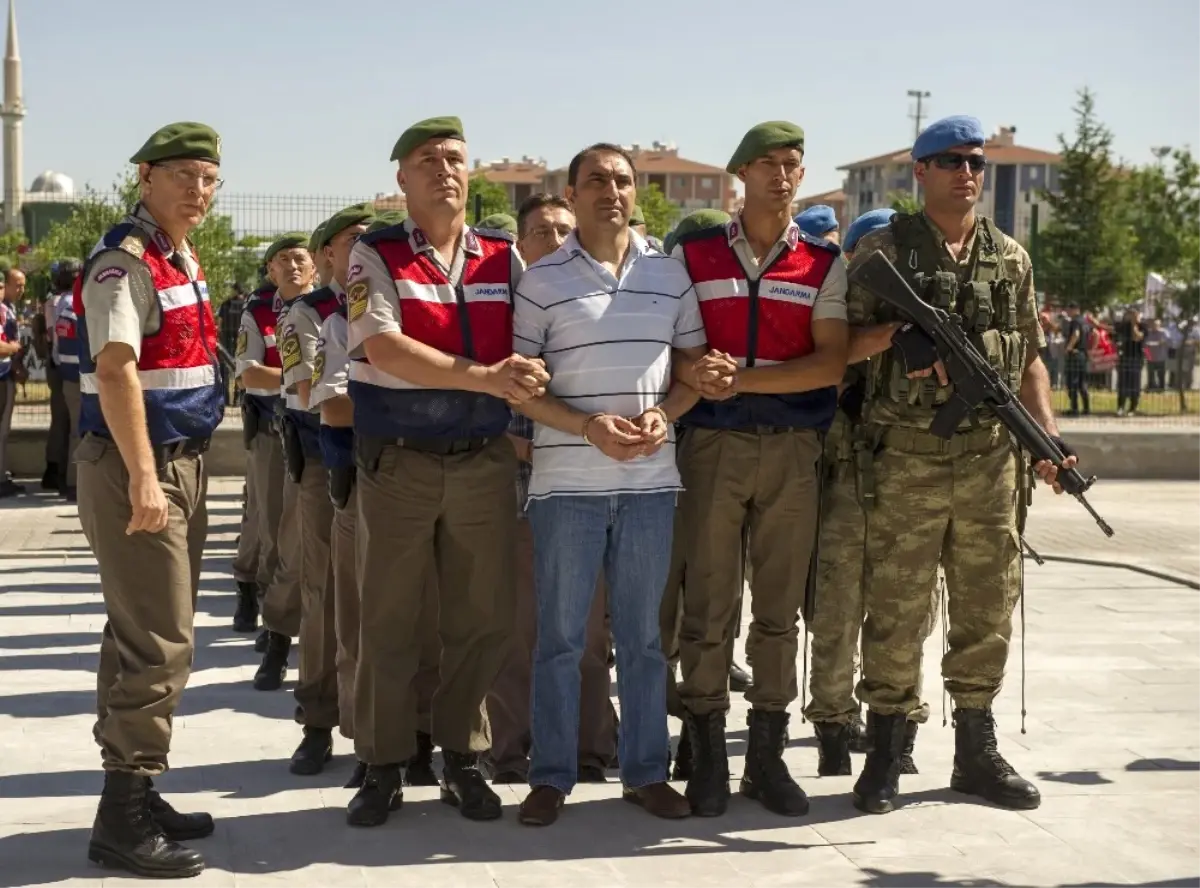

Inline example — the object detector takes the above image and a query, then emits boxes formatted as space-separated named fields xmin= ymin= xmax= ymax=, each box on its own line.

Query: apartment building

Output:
xmin=472 ymin=156 xmax=549 ymax=209
xmin=542 ymin=142 xmax=737 ymax=214
xmin=837 ymin=127 xmax=1061 ymax=243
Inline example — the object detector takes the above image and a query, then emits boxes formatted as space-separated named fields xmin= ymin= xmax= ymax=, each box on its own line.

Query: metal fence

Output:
xmin=8 ymin=191 xmax=1199 ymax=428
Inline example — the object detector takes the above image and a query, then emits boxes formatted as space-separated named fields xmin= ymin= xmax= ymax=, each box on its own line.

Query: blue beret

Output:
xmin=795 ymin=205 xmax=838 ymax=238
xmin=911 ymin=115 xmax=985 ymax=160
xmin=844 ymin=208 xmax=897 ymax=253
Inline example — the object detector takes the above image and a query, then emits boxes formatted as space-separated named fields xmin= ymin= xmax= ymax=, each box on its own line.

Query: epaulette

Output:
xmin=472 ymin=226 xmax=516 ymax=244
xmin=246 ymin=285 xmax=278 ymax=310
xmin=798 ymin=229 xmax=842 ymax=256
xmin=94 ymin=222 xmax=148 ymax=260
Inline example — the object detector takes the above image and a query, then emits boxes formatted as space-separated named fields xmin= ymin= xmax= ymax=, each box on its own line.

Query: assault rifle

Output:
xmin=850 ymin=250 xmax=1114 ymax=538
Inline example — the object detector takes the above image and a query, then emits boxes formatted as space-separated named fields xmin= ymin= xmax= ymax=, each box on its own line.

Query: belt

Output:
xmin=879 ymin=424 xmax=1001 ymax=457
xmin=728 ymin=425 xmax=799 ymax=435
xmin=153 ymin=437 xmax=210 ymax=465
xmin=394 ymin=436 xmax=493 ymax=456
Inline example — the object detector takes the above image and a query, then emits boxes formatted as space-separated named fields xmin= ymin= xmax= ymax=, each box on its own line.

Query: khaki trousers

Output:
xmin=63 ymin=380 xmax=81 ymax=489
xmin=78 ymin=436 xmax=206 ymax=776
xmin=295 ymin=462 xmax=338 ymax=728
xmin=677 ymin=428 xmax=822 ymax=715
xmin=354 ymin=439 xmax=515 ymax=765
xmin=333 ymin=480 xmax=441 ymax=741
xmin=231 ymin=447 xmax=261 ymax=585
xmin=261 ymin=466 xmax=302 ymax=637
xmin=487 ymin=518 xmax=615 ymax=775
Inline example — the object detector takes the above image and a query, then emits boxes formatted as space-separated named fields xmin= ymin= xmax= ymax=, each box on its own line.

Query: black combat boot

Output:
xmin=405 ymin=731 xmax=438 ymax=786
xmin=344 ymin=760 xmax=368 ymax=789
xmin=740 ymin=710 xmax=809 ymax=816
xmin=87 ymin=772 xmax=205 ymax=878
xmin=683 ymin=711 xmax=729 ymax=816
xmin=254 ymin=628 xmax=269 ymax=653
xmin=813 ymin=722 xmax=852 ymax=776
xmin=899 ymin=721 xmax=920 ymax=775
xmin=41 ymin=463 xmax=59 ymax=491
xmin=289 ymin=727 xmax=333 ymax=775
xmin=670 ymin=720 xmax=693 ymax=781
xmin=852 ymin=711 xmax=906 ymax=814
xmin=347 ymin=764 xmax=403 ymax=827
xmin=231 ymin=582 xmax=259 ymax=633
xmin=441 ymin=750 xmax=502 ymax=820
xmin=145 ymin=779 xmax=214 ymax=841
xmin=950 ymin=708 xmax=1041 ymax=809
xmin=848 ymin=709 xmax=871 ymax=753
xmin=252 ymin=631 xmax=290 ymax=691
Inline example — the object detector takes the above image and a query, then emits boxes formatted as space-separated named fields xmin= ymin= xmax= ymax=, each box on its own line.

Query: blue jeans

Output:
xmin=527 ymin=492 xmax=676 ymax=794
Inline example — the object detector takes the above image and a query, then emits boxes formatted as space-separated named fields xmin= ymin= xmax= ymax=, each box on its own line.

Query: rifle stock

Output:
xmin=850 ymin=250 xmax=1114 ymax=538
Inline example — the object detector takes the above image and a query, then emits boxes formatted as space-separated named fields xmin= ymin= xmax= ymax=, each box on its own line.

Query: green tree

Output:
xmin=465 ymin=175 xmax=513 ymax=222
xmin=887 ymin=190 xmax=922 ymax=214
xmin=1038 ymin=88 xmax=1142 ymax=309
xmin=1124 ymin=147 xmax=1200 ymax=316
xmin=636 ymin=183 xmax=678 ymax=239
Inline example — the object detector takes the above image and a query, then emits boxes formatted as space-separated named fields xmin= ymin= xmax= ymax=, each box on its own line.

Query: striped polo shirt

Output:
xmin=514 ymin=230 xmax=707 ymax=500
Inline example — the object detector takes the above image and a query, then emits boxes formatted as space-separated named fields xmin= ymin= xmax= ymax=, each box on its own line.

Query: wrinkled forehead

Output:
xmin=410 ymin=138 xmax=467 ymax=162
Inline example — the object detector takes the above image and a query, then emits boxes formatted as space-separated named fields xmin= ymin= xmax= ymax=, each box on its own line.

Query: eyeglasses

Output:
xmin=926 ymin=153 xmax=987 ymax=173
xmin=154 ymin=164 xmax=224 ymax=192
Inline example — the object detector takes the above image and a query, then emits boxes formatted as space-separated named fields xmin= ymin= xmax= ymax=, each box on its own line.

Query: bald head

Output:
xmin=5 ymin=269 xmax=24 ymax=302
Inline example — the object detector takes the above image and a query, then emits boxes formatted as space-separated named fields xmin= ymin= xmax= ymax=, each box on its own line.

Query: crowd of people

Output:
xmin=50 ymin=111 xmax=1086 ymax=880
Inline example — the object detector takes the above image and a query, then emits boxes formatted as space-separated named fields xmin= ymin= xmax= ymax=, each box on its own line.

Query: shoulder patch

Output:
xmin=236 ymin=328 xmax=249 ymax=357
xmin=312 ymin=347 xmax=326 ymax=387
xmin=117 ymin=231 xmax=149 ymax=260
xmin=93 ymin=266 xmax=128 ymax=284
xmin=280 ymin=324 xmax=301 ymax=371
xmin=347 ymin=281 xmax=369 ymax=322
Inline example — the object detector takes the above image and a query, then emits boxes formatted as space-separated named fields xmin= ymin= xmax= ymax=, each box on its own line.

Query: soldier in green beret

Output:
xmin=668 ymin=120 xmax=850 ymax=819
xmin=478 ymin=213 xmax=518 ymax=235
xmin=77 ymin=122 xmax=224 ymax=878
xmin=251 ymin=231 xmax=317 ymax=696
xmin=364 ymin=210 xmax=409 ymax=234
xmin=343 ymin=115 xmax=547 ymax=827
xmin=629 ymin=203 xmax=648 ymax=237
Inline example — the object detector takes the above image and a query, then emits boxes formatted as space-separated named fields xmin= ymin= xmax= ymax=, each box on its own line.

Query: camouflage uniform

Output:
xmin=847 ymin=212 xmax=1045 ymax=717
xmin=803 ymin=403 xmax=941 ymax=728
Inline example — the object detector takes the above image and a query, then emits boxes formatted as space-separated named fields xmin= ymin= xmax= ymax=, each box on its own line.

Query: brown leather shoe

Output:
xmin=622 ymin=782 xmax=691 ymax=819
xmin=518 ymin=786 xmax=565 ymax=826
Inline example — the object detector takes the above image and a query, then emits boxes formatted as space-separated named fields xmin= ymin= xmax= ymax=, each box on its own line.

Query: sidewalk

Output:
xmin=0 ymin=480 xmax=1196 ymax=887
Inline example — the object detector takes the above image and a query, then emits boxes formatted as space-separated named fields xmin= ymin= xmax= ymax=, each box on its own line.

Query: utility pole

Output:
xmin=907 ymin=90 xmax=930 ymax=199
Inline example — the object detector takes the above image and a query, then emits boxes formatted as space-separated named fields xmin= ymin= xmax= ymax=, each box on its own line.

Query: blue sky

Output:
xmin=15 ymin=0 xmax=1200 ymax=210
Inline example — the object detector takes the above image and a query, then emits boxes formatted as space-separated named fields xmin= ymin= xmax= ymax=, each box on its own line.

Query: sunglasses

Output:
xmin=926 ymin=153 xmax=987 ymax=173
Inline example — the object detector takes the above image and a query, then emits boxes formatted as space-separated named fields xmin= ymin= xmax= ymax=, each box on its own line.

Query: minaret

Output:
xmin=1 ymin=0 xmax=23 ymax=233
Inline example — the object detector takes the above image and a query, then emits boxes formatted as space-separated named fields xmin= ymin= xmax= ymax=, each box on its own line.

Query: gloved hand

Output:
xmin=890 ymin=323 xmax=940 ymax=376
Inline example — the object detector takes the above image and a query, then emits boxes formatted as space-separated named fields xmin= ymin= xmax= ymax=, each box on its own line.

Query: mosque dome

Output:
xmin=28 ymin=170 xmax=76 ymax=200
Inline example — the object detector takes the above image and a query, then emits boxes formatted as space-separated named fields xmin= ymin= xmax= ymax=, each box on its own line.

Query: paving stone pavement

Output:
xmin=0 ymin=479 xmax=1196 ymax=887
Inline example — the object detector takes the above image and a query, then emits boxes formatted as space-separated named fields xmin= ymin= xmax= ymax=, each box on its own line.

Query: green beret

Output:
xmin=364 ymin=211 xmax=409 ymax=234
xmin=308 ymin=220 xmax=329 ymax=255
xmin=316 ymin=203 xmax=377 ymax=250
xmin=478 ymin=213 xmax=518 ymax=235
xmin=264 ymin=232 xmax=311 ymax=264
xmin=664 ymin=209 xmax=731 ymax=254
xmin=629 ymin=204 xmax=646 ymax=227
xmin=130 ymin=122 xmax=222 ymax=165
xmin=726 ymin=121 xmax=805 ymax=173
xmin=390 ymin=115 xmax=465 ymax=163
